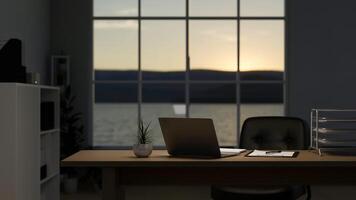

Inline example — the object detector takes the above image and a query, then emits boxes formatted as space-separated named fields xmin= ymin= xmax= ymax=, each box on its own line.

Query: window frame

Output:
xmin=92 ymin=0 xmax=287 ymax=149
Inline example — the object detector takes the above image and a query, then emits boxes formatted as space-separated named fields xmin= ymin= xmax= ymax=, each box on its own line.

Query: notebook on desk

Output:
xmin=246 ymin=150 xmax=299 ymax=158
xmin=159 ymin=118 xmax=246 ymax=158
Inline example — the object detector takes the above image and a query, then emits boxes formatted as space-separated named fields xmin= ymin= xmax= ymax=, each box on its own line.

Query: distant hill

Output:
xmin=94 ymin=70 xmax=283 ymax=103
xmin=95 ymin=70 xmax=283 ymax=81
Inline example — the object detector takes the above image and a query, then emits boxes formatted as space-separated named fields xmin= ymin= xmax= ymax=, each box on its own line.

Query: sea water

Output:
xmin=93 ymin=103 xmax=284 ymax=147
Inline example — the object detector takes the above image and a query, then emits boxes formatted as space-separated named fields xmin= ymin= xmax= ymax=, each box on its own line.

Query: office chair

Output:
xmin=211 ymin=116 xmax=311 ymax=200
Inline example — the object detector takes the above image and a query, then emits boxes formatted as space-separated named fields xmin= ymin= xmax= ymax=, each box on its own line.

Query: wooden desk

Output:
xmin=62 ymin=150 xmax=356 ymax=200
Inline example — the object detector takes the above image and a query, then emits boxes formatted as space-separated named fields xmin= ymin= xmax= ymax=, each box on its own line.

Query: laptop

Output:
xmin=159 ymin=118 xmax=245 ymax=158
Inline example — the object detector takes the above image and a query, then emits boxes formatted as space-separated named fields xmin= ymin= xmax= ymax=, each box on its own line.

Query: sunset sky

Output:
xmin=94 ymin=0 xmax=284 ymax=72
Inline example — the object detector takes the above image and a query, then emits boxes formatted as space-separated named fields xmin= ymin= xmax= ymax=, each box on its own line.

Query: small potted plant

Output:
xmin=133 ymin=120 xmax=153 ymax=158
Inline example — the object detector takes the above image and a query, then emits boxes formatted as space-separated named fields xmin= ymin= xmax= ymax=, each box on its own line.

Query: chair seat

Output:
xmin=211 ymin=185 xmax=306 ymax=200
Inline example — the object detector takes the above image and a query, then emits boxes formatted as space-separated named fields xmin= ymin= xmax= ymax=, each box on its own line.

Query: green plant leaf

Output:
xmin=137 ymin=119 xmax=152 ymax=144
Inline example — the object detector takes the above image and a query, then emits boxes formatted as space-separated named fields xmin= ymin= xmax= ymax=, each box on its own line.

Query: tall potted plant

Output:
xmin=60 ymin=85 xmax=85 ymax=193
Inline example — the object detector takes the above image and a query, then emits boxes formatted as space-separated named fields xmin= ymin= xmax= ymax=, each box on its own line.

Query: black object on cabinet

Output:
xmin=0 ymin=39 xmax=26 ymax=83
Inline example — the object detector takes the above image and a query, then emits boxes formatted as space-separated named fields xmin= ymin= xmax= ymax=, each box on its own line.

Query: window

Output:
xmin=93 ymin=0 xmax=286 ymax=147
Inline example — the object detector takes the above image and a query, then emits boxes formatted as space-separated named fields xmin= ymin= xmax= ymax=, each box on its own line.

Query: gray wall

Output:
xmin=287 ymin=1 xmax=356 ymax=199
xmin=0 ymin=0 xmax=51 ymax=83
xmin=51 ymin=0 xmax=93 ymax=145
xmin=287 ymin=0 xmax=356 ymax=120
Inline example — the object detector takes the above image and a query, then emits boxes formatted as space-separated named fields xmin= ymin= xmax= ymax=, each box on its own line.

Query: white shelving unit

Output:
xmin=0 ymin=83 xmax=60 ymax=200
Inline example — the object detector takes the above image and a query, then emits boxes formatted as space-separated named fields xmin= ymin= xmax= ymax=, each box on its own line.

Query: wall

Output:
xmin=287 ymin=0 xmax=356 ymax=119
xmin=287 ymin=0 xmax=356 ymax=199
xmin=0 ymin=0 xmax=50 ymax=84
xmin=50 ymin=0 xmax=93 ymax=145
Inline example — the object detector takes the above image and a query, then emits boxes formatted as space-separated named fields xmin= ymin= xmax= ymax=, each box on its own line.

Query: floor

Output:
xmin=61 ymin=180 xmax=101 ymax=200
xmin=60 ymin=182 xmax=211 ymax=200
xmin=61 ymin=183 xmax=356 ymax=200
xmin=61 ymin=193 xmax=100 ymax=200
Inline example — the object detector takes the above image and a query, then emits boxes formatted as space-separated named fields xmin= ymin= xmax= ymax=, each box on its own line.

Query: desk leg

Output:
xmin=102 ymin=168 xmax=125 ymax=200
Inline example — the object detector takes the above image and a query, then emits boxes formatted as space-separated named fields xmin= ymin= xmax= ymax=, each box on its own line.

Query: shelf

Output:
xmin=40 ymin=129 xmax=60 ymax=136
xmin=41 ymin=172 xmax=59 ymax=185
xmin=318 ymin=119 xmax=356 ymax=123
xmin=312 ymin=109 xmax=356 ymax=112
xmin=317 ymin=139 xmax=356 ymax=147
xmin=0 ymin=84 xmax=60 ymax=199
xmin=311 ymin=109 xmax=356 ymax=156
xmin=317 ymin=148 xmax=356 ymax=156
xmin=0 ymin=83 xmax=60 ymax=90
xmin=0 ymin=83 xmax=34 ymax=87
xmin=313 ymin=128 xmax=356 ymax=133
xmin=39 ymin=85 xmax=60 ymax=90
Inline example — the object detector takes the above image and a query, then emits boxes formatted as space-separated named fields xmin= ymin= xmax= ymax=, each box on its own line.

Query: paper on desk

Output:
xmin=220 ymin=148 xmax=246 ymax=154
xmin=248 ymin=150 xmax=295 ymax=157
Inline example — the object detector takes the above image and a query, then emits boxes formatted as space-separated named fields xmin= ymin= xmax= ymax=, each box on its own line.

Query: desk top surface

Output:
xmin=61 ymin=150 xmax=356 ymax=167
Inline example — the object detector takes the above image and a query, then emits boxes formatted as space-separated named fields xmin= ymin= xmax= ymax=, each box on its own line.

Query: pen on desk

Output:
xmin=265 ymin=150 xmax=282 ymax=154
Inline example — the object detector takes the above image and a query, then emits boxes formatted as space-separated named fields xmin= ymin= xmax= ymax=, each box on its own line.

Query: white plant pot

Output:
xmin=133 ymin=144 xmax=153 ymax=158
xmin=63 ymin=177 xmax=78 ymax=194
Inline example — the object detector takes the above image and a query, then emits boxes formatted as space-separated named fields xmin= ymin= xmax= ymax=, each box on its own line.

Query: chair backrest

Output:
xmin=239 ymin=117 xmax=308 ymax=150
